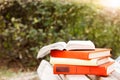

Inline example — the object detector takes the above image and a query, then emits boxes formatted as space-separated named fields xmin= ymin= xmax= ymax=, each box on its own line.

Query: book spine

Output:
xmin=50 ymin=50 xmax=90 ymax=60
xmin=53 ymin=64 xmax=108 ymax=76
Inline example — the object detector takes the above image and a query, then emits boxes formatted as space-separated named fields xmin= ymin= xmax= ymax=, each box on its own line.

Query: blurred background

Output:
xmin=0 ymin=0 xmax=120 ymax=79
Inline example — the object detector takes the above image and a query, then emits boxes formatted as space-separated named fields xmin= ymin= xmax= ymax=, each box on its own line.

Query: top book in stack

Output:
xmin=37 ymin=40 xmax=95 ymax=58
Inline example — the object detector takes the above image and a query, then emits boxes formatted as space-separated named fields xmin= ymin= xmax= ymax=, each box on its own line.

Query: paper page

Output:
xmin=37 ymin=42 xmax=66 ymax=58
xmin=37 ymin=60 xmax=62 ymax=80
xmin=66 ymin=40 xmax=95 ymax=50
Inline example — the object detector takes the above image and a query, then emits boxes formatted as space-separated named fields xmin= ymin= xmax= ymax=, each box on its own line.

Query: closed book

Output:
xmin=50 ymin=48 xmax=111 ymax=60
xmin=53 ymin=61 xmax=115 ymax=76
xmin=50 ymin=57 xmax=111 ymax=66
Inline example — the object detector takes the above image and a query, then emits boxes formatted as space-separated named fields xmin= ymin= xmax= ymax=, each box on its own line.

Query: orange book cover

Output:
xmin=53 ymin=62 xmax=114 ymax=76
xmin=50 ymin=48 xmax=111 ymax=60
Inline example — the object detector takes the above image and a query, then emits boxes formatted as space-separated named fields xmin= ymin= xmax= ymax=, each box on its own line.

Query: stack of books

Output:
xmin=50 ymin=40 xmax=115 ymax=76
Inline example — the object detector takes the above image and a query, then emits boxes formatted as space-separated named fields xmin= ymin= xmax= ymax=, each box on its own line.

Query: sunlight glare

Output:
xmin=100 ymin=0 xmax=120 ymax=8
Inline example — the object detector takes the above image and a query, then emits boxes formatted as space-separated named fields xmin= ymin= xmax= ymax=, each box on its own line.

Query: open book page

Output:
xmin=115 ymin=56 xmax=120 ymax=64
xmin=111 ymin=71 xmax=120 ymax=80
xmin=37 ymin=40 xmax=95 ymax=58
xmin=114 ymin=56 xmax=120 ymax=73
xmin=37 ymin=42 xmax=66 ymax=58
xmin=65 ymin=75 xmax=90 ymax=80
xmin=37 ymin=60 xmax=63 ymax=80
xmin=99 ymin=57 xmax=120 ymax=80
xmin=112 ymin=56 xmax=120 ymax=80
xmin=66 ymin=40 xmax=95 ymax=50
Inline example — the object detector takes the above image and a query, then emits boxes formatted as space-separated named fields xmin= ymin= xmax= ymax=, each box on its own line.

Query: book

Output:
xmin=37 ymin=60 xmax=64 ymax=80
xmin=115 ymin=56 xmax=120 ymax=63
xmin=37 ymin=42 xmax=66 ymax=58
xmin=53 ymin=61 xmax=115 ymax=76
xmin=50 ymin=56 xmax=111 ymax=66
xmin=37 ymin=40 xmax=95 ymax=58
xmin=92 ymin=58 xmax=120 ymax=80
xmin=50 ymin=48 xmax=111 ymax=60
xmin=112 ymin=57 xmax=120 ymax=80
xmin=65 ymin=40 xmax=95 ymax=50
xmin=65 ymin=75 xmax=90 ymax=80
xmin=111 ymin=70 xmax=120 ymax=80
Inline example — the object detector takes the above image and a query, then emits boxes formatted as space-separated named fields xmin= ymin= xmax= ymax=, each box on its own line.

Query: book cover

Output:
xmin=37 ymin=40 xmax=95 ymax=59
xmin=50 ymin=48 xmax=111 ymax=60
xmin=50 ymin=57 xmax=111 ymax=66
xmin=53 ymin=62 xmax=115 ymax=76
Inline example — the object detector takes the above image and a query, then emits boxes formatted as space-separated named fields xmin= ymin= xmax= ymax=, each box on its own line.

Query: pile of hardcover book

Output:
xmin=49 ymin=40 xmax=115 ymax=76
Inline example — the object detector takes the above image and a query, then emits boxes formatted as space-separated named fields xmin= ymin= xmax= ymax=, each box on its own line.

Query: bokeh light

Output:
xmin=99 ymin=0 xmax=120 ymax=9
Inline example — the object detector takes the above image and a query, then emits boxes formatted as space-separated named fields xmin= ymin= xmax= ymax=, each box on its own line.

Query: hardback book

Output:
xmin=53 ymin=61 xmax=115 ymax=76
xmin=65 ymin=75 xmax=90 ymax=80
xmin=50 ymin=56 xmax=111 ymax=66
xmin=37 ymin=60 xmax=64 ymax=80
xmin=50 ymin=48 xmax=111 ymax=60
xmin=37 ymin=40 xmax=95 ymax=58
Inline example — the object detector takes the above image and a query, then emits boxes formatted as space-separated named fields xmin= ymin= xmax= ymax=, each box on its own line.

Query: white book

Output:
xmin=111 ymin=57 xmax=120 ymax=80
xmin=115 ymin=56 xmax=120 ymax=63
xmin=50 ymin=56 xmax=111 ymax=66
xmin=112 ymin=71 xmax=120 ymax=80
xmin=37 ymin=60 xmax=63 ymax=80
xmin=37 ymin=40 xmax=95 ymax=58
xmin=65 ymin=75 xmax=90 ymax=80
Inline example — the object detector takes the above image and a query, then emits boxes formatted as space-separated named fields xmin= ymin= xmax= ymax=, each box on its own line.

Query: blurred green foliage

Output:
xmin=0 ymin=0 xmax=120 ymax=68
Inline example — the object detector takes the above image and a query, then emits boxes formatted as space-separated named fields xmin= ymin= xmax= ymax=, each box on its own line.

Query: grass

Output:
xmin=0 ymin=66 xmax=39 ymax=80
xmin=0 ymin=67 xmax=17 ymax=78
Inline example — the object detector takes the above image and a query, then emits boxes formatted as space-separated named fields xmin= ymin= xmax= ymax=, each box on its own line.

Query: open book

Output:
xmin=37 ymin=60 xmax=64 ymax=80
xmin=37 ymin=40 xmax=95 ymax=58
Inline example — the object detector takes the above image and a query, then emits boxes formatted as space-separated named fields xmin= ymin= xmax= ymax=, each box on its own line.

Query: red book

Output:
xmin=50 ymin=48 xmax=111 ymax=60
xmin=53 ymin=62 xmax=115 ymax=76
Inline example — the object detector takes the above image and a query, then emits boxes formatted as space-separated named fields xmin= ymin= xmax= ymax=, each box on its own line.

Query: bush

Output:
xmin=0 ymin=0 xmax=120 ymax=68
